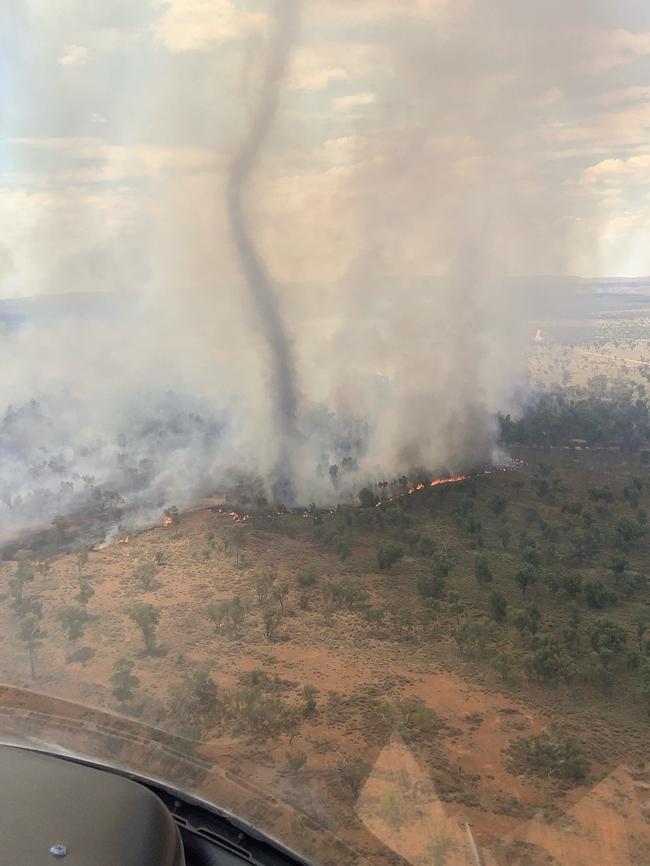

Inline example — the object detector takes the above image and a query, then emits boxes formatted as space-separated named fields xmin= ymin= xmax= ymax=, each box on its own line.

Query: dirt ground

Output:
xmin=0 ymin=498 xmax=648 ymax=866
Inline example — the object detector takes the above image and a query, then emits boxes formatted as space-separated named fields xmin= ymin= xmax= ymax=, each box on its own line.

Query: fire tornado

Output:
xmin=227 ymin=0 xmax=300 ymax=498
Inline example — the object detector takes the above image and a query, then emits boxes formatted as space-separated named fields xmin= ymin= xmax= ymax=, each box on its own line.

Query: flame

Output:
xmin=228 ymin=510 xmax=251 ymax=523
xmin=534 ymin=328 xmax=544 ymax=343
xmin=118 ymin=536 xmax=130 ymax=545
xmin=163 ymin=516 xmax=173 ymax=527
xmin=374 ymin=464 xmax=523 ymax=508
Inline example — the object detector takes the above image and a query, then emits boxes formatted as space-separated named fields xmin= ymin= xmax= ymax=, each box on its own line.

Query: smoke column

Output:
xmin=227 ymin=0 xmax=300 ymax=495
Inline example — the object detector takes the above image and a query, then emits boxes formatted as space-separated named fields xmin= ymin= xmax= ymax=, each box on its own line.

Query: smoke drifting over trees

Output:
xmin=1 ymin=0 xmax=648 ymax=533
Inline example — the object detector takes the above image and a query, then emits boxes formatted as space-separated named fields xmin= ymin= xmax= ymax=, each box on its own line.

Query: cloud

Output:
xmin=57 ymin=44 xmax=88 ymax=66
xmin=152 ymin=0 xmax=265 ymax=51
xmin=6 ymin=138 xmax=217 ymax=186
xmin=332 ymin=92 xmax=376 ymax=111
xmin=583 ymin=154 xmax=650 ymax=185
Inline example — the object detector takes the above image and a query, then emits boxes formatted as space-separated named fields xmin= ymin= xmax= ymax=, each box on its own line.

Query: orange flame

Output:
xmin=163 ymin=516 xmax=173 ymax=527
xmin=118 ymin=536 xmax=130 ymax=545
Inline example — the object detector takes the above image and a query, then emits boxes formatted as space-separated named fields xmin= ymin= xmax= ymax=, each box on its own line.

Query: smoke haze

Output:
xmin=1 ymin=0 xmax=650 ymax=537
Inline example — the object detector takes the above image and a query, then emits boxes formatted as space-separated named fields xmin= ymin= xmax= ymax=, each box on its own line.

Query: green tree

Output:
xmin=273 ymin=582 xmax=290 ymax=612
xmin=526 ymin=634 xmax=577 ymax=682
xmin=254 ymin=568 xmax=276 ymax=602
xmin=516 ymin=564 xmax=537 ymax=596
xmin=339 ymin=759 xmax=370 ymax=797
xmin=297 ymin=567 xmax=318 ymax=587
xmin=589 ymin=617 xmax=627 ymax=665
xmin=358 ymin=488 xmax=376 ymax=508
xmin=19 ymin=613 xmax=43 ymax=679
xmin=133 ymin=561 xmax=157 ymax=591
xmin=376 ymin=542 xmax=404 ymax=570
xmin=474 ymin=554 xmax=494 ymax=586
xmin=634 ymin=613 xmax=648 ymax=652
xmin=490 ymin=494 xmax=508 ymax=516
xmin=75 ymin=578 xmax=95 ymax=607
xmin=561 ymin=572 xmax=582 ymax=598
xmin=492 ymin=652 xmax=515 ymax=681
xmin=229 ymin=525 xmax=248 ymax=565
xmin=447 ymin=591 xmax=465 ymax=625
xmin=74 ymin=545 xmax=89 ymax=577
xmin=58 ymin=606 xmax=88 ymax=652
xmin=584 ymin=579 xmax=615 ymax=610
xmin=262 ymin=607 xmax=281 ymax=640
xmin=128 ymin=602 xmax=160 ymax=652
xmin=164 ymin=505 xmax=180 ymax=525
xmin=111 ymin=658 xmax=139 ymax=704
xmin=302 ymin=685 xmax=317 ymax=717
xmin=488 ymin=591 xmax=508 ymax=623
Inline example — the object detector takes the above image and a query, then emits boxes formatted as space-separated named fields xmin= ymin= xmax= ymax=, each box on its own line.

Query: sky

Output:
xmin=2 ymin=0 xmax=650 ymax=301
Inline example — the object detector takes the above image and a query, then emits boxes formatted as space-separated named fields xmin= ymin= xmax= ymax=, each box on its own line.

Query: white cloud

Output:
xmin=583 ymin=154 xmax=650 ymax=185
xmin=57 ymin=44 xmax=88 ymax=66
xmin=333 ymin=92 xmax=376 ymax=111
xmin=8 ymin=138 xmax=217 ymax=185
xmin=288 ymin=61 xmax=347 ymax=92
xmin=153 ymin=0 xmax=265 ymax=51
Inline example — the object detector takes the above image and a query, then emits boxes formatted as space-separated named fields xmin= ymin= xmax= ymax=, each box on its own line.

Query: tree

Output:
xmin=262 ymin=607 xmax=281 ymax=640
xmin=208 ymin=597 xmax=244 ymax=637
xmin=526 ymin=634 xmax=577 ymax=682
xmin=358 ymin=488 xmax=376 ymax=508
xmin=561 ymin=572 xmax=582 ymax=598
xmin=191 ymin=669 xmax=219 ymax=714
xmin=516 ymin=565 xmax=537 ymax=596
xmin=286 ymin=753 xmax=307 ymax=779
xmin=634 ymin=613 xmax=648 ymax=652
xmin=490 ymin=494 xmax=508 ymax=516
xmin=417 ymin=571 xmax=446 ymax=600
xmin=128 ymin=602 xmax=160 ymax=652
xmin=475 ymin=555 xmax=494 ymax=587
xmin=447 ymin=591 xmax=465 ymax=625
xmin=133 ymin=561 xmax=157 ymax=591
xmin=254 ymin=568 xmax=276 ymax=602
xmin=273 ymin=582 xmax=289 ymax=612
xmin=498 ymin=525 xmax=511 ymax=550
xmin=376 ymin=542 xmax=404 ymax=570
xmin=10 ymin=559 xmax=34 ymax=607
xmin=58 ymin=606 xmax=88 ymax=652
xmin=518 ymin=726 xmax=587 ymax=782
xmin=164 ymin=505 xmax=180 ymax=526
xmin=339 ymin=759 xmax=370 ymax=797
xmin=75 ymin=578 xmax=95 ymax=607
xmin=488 ymin=591 xmax=508 ymax=623
xmin=454 ymin=619 xmax=493 ymax=656
xmin=74 ymin=545 xmax=89 ymax=576
xmin=492 ymin=652 xmax=515 ymax=681
xmin=111 ymin=658 xmax=139 ymax=704
xmin=514 ymin=605 xmax=542 ymax=636
xmin=229 ymin=525 xmax=248 ymax=565
xmin=20 ymin=614 xmax=43 ymax=679
xmin=584 ymin=579 xmax=615 ymax=610
xmin=302 ymin=685 xmax=317 ymax=717
xmin=297 ymin=567 xmax=318 ymax=587
xmin=589 ymin=617 xmax=627 ymax=664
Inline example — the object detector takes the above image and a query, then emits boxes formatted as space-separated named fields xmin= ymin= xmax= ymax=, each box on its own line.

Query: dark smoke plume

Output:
xmin=227 ymin=0 xmax=300 ymax=495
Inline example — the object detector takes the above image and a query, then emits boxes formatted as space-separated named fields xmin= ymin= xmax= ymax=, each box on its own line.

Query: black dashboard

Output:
xmin=0 ymin=745 xmax=311 ymax=866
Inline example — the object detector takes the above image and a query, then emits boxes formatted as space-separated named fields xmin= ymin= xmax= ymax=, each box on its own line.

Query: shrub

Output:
xmin=514 ymin=726 xmax=587 ymax=782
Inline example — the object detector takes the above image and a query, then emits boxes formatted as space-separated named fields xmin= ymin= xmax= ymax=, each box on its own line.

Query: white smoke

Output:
xmin=0 ymin=0 xmax=644 ymax=537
